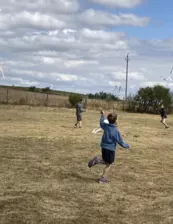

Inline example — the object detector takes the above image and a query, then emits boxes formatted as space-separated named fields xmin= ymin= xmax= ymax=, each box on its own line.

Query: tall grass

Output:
xmin=0 ymin=87 xmax=124 ymax=110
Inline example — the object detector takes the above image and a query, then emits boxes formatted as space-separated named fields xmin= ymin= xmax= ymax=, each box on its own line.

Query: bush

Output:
xmin=29 ymin=86 xmax=36 ymax=92
xmin=68 ymin=94 xmax=82 ymax=107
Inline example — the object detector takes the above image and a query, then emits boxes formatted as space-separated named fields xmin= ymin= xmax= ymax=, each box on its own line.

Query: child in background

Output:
xmin=88 ymin=110 xmax=129 ymax=183
xmin=159 ymin=105 xmax=169 ymax=129
xmin=74 ymin=99 xmax=86 ymax=128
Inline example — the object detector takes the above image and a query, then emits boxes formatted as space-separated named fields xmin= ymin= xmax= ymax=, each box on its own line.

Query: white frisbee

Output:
xmin=92 ymin=119 xmax=109 ymax=134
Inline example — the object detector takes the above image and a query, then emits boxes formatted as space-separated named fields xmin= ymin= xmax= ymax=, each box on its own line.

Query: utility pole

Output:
xmin=125 ymin=53 xmax=130 ymax=101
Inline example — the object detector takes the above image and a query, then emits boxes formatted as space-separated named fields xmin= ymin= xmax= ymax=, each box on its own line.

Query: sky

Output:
xmin=0 ymin=0 xmax=173 ymax=98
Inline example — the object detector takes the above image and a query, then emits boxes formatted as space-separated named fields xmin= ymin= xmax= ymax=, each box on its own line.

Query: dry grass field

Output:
xmin=1 ymin=105 xmax=173 ymax=224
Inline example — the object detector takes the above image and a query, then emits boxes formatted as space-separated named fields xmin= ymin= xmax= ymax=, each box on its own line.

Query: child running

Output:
xmin=159 ymin=105 xmax=169 ymax=129
xmin=88 ymin=110 xmax=129 ymax=183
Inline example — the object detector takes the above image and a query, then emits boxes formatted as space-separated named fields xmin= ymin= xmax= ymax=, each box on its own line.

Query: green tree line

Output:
xmin=126 ymin=85 xmax=173 ymax=113
xmin=29 ymin=84 xmax=173 ymax=114
xmin=87 ymin=91 xmax=119 ymax=101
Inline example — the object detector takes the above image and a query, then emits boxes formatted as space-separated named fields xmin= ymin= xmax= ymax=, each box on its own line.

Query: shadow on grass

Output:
xmin=60 ymin=125 xmax=77 ymax=129
xmin=60 ymin=125 xmax=86 ymax=129
xmin=61 ymin=171 xmax=97 ymax=183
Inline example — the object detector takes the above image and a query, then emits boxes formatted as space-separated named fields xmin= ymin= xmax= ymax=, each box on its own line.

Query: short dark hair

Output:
xmin=107 ymin=113 xmax=117 ymax=124
xmin=80 ymin=99 xmax=83 ymax=102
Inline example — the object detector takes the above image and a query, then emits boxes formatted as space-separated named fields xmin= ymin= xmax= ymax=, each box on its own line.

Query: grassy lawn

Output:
xmin=0 ymin=105 xmax=173 ymax=224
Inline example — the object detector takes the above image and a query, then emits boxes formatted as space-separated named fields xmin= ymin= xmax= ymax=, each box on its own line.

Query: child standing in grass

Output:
xmin=88 ymin=110 xmax=129 ymax=183
xmin=74 ymin=99 xmax=86 ymax=128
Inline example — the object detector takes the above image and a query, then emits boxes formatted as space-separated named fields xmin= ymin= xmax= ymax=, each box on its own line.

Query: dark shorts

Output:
xmin=76 ymin=114 xmax=82 ymax=121
xmin=102 ymin=148 xmax=115 ymax=164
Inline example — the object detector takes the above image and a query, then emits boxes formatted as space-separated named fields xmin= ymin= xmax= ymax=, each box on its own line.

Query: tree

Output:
xmin=134 ymin=87 xmax=154 ymax=112
xmin=68 ymin=93 xmax=82 ymax=107
xmin=134 ymin=85 xmax=172 ymax=113
xmin=42 ymin=87 xmax=51 ymax=93
xmin=153 ymin=85 xmax=172 ymax=107
xmin=29 ymin=86 xmax=36 ymax=92
xmin=87 ymin=91 xmax=119 ymax=101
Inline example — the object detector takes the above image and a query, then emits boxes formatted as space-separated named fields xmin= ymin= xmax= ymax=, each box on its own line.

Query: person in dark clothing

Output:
xmin=159 ymin=105 xmax=169 ymax=128
xmin=88 ymin=110 xmax=129 ymax=184
xmin=74 ymin=99 xmax=86 ymax=128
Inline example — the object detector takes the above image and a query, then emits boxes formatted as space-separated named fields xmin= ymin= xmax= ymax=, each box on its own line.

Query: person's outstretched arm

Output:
xmin=100 ymin=110 xmax=106 ymax=129
xmin=114 ymin=130 xmax=129 ymax=149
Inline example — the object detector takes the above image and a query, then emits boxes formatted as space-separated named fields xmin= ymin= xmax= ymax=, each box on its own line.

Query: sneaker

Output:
xmin=99 ymin=177 xmax=107 ymax=184
xmin=88 ymin=156 xmax=99 ymax=168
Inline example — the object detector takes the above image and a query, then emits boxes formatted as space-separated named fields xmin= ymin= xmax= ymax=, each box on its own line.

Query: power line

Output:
xmin=125 ymin=53 xmax=130 ymax=101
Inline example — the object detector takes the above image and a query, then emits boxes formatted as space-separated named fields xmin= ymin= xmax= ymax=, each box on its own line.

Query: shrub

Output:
xmin=29 ymin=86 xmax=36 ymax=92
xmin=68 ymin=94 xmax=82 ymax=107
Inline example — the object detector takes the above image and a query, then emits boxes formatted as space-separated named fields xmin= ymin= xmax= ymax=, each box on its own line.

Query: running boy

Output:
xmin=88 ymin=110 xmax=129 ymax=183
xmin=74 ymin=99 xmax=86 ymax=128
xmin=159 ymin=105 xmax=169 ymax=129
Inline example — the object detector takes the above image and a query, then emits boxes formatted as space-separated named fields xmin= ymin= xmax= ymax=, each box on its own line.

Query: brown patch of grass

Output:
xmin=0 ymin=105 xmax=173 ymax=223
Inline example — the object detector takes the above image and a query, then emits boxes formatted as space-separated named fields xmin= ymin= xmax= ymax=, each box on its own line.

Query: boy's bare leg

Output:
xmin=99 ymin=160 xmax=106 ymax=176
xmin=101 ymin=164 xmax=111 ymax=179
xmin=74 ymin=121 xmax=78 ymax=127
xmin=163 ymin=119 xmax=169 ymax=128
xmin=79 ymin=121 xmax=82 ymax=128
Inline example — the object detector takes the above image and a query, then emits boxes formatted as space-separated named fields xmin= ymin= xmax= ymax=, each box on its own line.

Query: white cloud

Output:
xmin=88 ymin=0 xmax=144 ymax=8
xmin=140 ymin=81 xmax=173 ymax=88
xmin=78 ymin=9 xmax=150 ymax=27
xmin=7 ymin=77 xmax=39 ymax=86
xmin=0 ymin=9 xmax=150 ymax=33
xmin=0 ymin=28 xmax=129 ymax=54
xmin=64 ymin=60 xmax=99 ymax=67
xmin=56 ymin=74 xmax=78 ymax=81
xmin=0 ymin=0 xmax=172 ymax=97
xmin=109 ymin=81 xmax=121 ymax=86
xmin=80 ymin=28 xmax=125 ymax=40
xmin=0 ymin=12 xmax=67 ymax=32
xmin=110 ymin=71 xmax=147 ymax=82
xmin=129 ymin=72 xmax=147 ymax=81
xmin=0 ymin=0 xmax=80 ymax=13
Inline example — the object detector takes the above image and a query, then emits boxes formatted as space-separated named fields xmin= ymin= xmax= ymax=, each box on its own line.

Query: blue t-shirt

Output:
xmin=160 ymin=108 xmax=167 ymax=118
xmin=100 ymin=115 xmax=129 ymax=151
xmin=75 ymin=103 xmax=85 ymax=115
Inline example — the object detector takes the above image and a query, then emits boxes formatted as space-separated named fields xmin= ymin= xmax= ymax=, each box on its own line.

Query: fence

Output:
xmin=0 ymin=87 xmax=125 ymax=110
xmin=0 ymin=87 xmax=71 ymax=107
